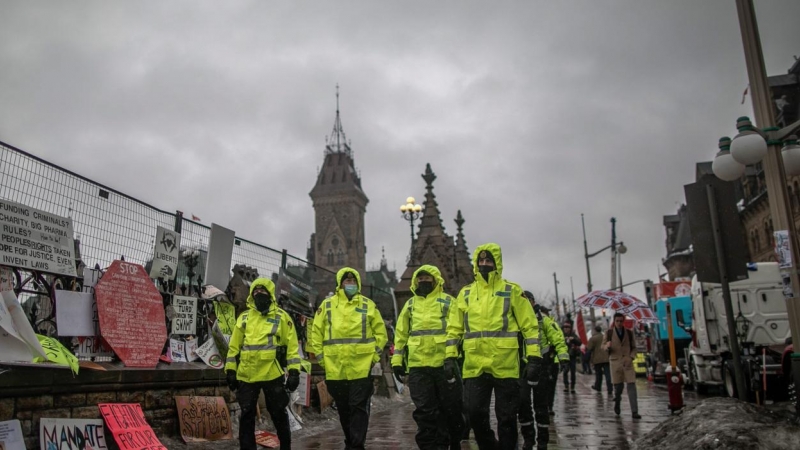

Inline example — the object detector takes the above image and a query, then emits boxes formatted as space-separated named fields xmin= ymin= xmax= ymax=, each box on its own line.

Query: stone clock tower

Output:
xmin=308 ymin=88 xmax=368 ymax=276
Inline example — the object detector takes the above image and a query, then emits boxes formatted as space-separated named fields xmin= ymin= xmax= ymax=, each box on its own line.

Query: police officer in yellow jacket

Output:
xmin=225 ymin=278 xmax=302 ymax=450
xmin=309 ymin=268 xmax=388 ymax=450
xmin=392 ymin=265 xmax=464 ymax=450
xmin=445 ymin=243 xmax=543 ymax=450
xmin=518 ymin=291 xmax=569 ymax=450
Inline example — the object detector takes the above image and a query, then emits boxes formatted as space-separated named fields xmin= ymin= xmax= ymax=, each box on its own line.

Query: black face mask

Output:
xmin=478 ymin=265 xmax=493 ymax=281
xmin=416 ymin=281 xmax=434 ymax=297
xmin=254 ymin=292 xmax=272 ymax=313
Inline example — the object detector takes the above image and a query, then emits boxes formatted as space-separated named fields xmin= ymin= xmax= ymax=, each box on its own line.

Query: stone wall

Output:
xmin=0 ymin=365 xmax=237 ymax=450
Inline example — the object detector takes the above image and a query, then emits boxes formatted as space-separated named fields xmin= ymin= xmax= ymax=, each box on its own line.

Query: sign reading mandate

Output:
xmin=0 ymin=199 xmax=76 ymax=276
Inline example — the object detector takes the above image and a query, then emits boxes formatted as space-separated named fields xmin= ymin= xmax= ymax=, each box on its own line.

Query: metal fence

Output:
xmin=0 ymin=139 xmax=395 ymax=337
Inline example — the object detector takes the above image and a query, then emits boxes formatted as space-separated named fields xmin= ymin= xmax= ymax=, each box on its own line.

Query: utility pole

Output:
xmin=610 ymin=217 xmax=618 ymax=290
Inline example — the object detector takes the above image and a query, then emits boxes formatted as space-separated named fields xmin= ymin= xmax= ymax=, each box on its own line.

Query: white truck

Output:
xmin=686 ymin=262 xmax=792 ymax=399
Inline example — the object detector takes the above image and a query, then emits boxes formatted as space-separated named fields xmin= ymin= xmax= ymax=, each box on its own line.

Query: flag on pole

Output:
xmin=576 ymin=310 xmax=588 ymax=344
xmin=741 ymin=85 xmax=749 ymax=104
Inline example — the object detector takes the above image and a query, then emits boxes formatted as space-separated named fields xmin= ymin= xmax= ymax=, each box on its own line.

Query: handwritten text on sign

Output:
xmin=175 ymin=396 xmax=233 ymax=442
xmin=171 ymin=295 xmax=197 ymax=335
xmin=94 ymin=261 xmax=167 ymax=368
xmin=98 ymin=403 xmax=166 ymax=450
xmin=0 ymin=199 xmax=76 ymax=276
xmin=40 ymin=418 xmax=108 ymax=450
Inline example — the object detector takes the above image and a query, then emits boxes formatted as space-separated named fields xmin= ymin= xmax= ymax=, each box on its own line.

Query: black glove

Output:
xmin=444 ymin=357 xmax=460 ymax=382
xmin=226 ymin=370 xmax=239 ymax=391
xmin=560 ymin=360 xmax=570 ymax=374
xmin=524 ymin=356 xmax=542 ymax=386
xmin=285 ymin=369 xmax=300 ymax=392
xmin=393 ymin=365 xmax=407 ymax=378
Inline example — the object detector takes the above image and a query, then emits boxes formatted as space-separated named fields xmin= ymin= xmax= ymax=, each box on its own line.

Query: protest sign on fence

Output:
xmin=0 ymin=290 xmax=46 ymax=363
xmin=195 ymin=338 xmax=224 ymax=368
xmin=0 ymin=199 xmax=77 ymax=277
xmin=149 ymin=226 xmax=180 ymax=279
xmin=98 ymin=403 xmax=166 ymax=450
xmin=171 ymin=296 xmax=197 ymax=335
xmin=40 ymin=418 xmax=108 ymax=450
xmin=174 ymin=396 xmax=233 ymax=443
xmin=94 ymin=261 xmax=167 ymax=367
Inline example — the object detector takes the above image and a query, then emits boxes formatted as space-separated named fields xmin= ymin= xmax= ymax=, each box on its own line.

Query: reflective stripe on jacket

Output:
xmin=540 ymin=314 xmax=570 ymax=362
xmin=392 ymin=265 xmax=453 ymax=369
xmin=309 ymin=267 xmax=388 ymax=381
xmin=445 ymin=243 xmax=541 ymax=379
xmin=224 ymin=277 xmax=302 ymax=382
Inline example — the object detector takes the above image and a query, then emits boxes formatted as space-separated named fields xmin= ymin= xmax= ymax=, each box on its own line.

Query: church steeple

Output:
xmin=309 ymin=86 xmax=369 ymax=275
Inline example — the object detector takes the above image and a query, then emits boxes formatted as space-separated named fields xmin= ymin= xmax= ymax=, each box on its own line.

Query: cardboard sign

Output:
xmin=171 ymin=296 xmax=197 ymax=335
xmin=74 ymin=336 xmax=114 ymax=362
xmin=254 ymin=430 xmax=279 ymax=448
xmin=40 ymin=418 xmax=107 ymax=450
xmin=0 ymin=199 xmax=77 ymax=276
xmin=174 ymin=396 xmax=233 ymax=442
xmin=316 ymin=381 xmax=333 ymax=412
xmin=204 ymin=224 xmax=235 ymax=291
xmin=94 ymin=261 xmax=167 ymax=368
xmin=149 ymin=226 xmax=180 ymax=280
xmin=55 ymin=290 xmax=95 ymax=336
xmin=98 ymin=403 xmax=166 ymax=450
xmin=170 ymin=339 xmax=187 ymax=362
xmin=0 ymin=420 xmax=24 ymax=450
xmin=0 ymin=290 xmax=46 ymax=362
xmin=195 ymin=338 xmax=224 ymax=368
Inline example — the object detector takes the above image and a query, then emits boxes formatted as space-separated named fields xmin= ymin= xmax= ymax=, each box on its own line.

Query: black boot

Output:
xmin=614 ymin=399 xmax=621 ymax=415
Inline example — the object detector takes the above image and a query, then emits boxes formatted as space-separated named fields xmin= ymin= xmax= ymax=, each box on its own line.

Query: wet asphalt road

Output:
xmin=289 ymin=372 xmax=700 ymax=449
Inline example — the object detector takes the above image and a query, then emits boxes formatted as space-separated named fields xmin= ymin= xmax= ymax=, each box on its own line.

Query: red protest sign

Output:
xmin=255 ymin=430 xmax=280 ymax=448
xmin=98 ymin=403 xmax=166 ymax=450
xmin=95 ymin=260 xmax=167 ymax=367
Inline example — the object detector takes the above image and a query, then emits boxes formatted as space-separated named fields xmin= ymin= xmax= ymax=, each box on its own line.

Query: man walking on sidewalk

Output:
xmin=587 ymin=325 xmax=612 ymax=394
xmin=561 ymin=322 xmax=582 ymax=393
xmin=605 ymin=313 xmax=641 ymax=419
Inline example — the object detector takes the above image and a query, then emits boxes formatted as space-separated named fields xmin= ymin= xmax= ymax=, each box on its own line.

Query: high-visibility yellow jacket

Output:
xmin=225 ymin=278 xmax=302 ymax=382
xmin=392 ymin=265 xmax=454 ymax=369
xmin=309 ymin=267 xmax=388 ymax=381
xmin=446 ymin=243 xmax=541 ymax=379
xmin=530 ymin=313 xmax=569 ymax=363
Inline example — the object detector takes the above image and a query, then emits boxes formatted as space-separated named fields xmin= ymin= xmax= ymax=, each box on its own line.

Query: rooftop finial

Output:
xmin=326 ymin=84 xmax=351 ymax=156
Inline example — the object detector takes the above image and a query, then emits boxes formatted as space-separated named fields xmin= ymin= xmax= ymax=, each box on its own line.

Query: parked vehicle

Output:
xmin=648 ymin=290 xmax=694 ymax=383
xmin=686 ymin=262 xmax=791 ymax=400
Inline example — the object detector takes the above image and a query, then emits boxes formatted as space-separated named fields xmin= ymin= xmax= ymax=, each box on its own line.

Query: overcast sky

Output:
xmin=2 ymin=1 xmax=799 ymax=312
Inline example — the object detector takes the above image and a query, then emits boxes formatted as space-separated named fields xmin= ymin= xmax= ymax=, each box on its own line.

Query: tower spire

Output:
xmin=327 ymin=84 xmax=350 ymax=156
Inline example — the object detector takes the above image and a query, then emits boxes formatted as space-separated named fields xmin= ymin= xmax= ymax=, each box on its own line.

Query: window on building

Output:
xmin=754 ymin=229 xmax=761 ymax=252
xmin=337 ymin=249 xmax=345 ymax=265
xmin=327 ymin=249 xmax=334 ymax=265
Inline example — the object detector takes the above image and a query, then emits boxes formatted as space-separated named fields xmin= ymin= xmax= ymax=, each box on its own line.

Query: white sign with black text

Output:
xmin=149 ymin=226 xmax=181 ymax=279
xmin=171 ymin=295 xmax=197 ymax=335
xmin=0 ymin=199 xmax=76 ymax=276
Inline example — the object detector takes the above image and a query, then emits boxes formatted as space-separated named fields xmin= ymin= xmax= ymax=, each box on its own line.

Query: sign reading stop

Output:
xmin=95 ymin=260 xmax=168 ymax=367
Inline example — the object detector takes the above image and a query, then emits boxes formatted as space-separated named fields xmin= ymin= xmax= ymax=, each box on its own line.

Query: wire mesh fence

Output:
xmin=0 ymin=139 xmax=396 ymax=341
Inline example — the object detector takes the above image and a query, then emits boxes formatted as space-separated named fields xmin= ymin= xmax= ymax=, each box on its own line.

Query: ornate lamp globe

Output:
xmin=730 ymin=116 xmax=767 ymax=165
xmin=617 ymin=243 xmax=627 ymax=254
xmin=713 ymin=136 xmax=746 ymax=181
xmin=782 ymin=135 xmax=800 ymax=176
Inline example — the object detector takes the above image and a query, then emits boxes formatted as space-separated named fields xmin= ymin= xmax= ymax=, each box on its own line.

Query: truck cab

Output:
xmin=687 ymin=262 xmax=790 ymax=398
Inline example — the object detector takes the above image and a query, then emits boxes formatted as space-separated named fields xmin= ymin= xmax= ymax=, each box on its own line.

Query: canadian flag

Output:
xmin=191 ymin=214 xmax=201 ymax=221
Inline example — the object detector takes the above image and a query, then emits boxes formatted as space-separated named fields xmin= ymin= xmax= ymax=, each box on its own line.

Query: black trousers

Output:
xmin=326 ymin=377 xmax=374 ymax=450
xmin=408 ymin=366 xmax=464 ymax=450
xmin=238 ymin=378 xmax=290 ymax=450
xmin=562 ymin=357 xmax=577 ymax=388
xmin=594 ymin=362 xmax=612 ymax=393
xmin=465 ymin=373 xmax=519 ymax=450
xmin=518 ymin=361 xmax=553 ymax=450
xmin=547 ymin=360 xmax=559 ymax=411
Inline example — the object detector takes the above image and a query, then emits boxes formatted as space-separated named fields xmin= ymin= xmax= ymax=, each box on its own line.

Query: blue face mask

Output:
xmin=344 ymin=284 xmax=358 ymax=297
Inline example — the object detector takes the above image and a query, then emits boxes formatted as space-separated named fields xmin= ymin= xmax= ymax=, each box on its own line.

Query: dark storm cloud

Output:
xmin=1 ymin=1 xmax=798 ymax=306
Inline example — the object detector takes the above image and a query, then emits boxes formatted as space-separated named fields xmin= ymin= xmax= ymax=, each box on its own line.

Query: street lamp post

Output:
xmin=710 ymin=0 xmax=800 ymax=407
xmin=582 ymin=214 xmax=628 ymax=329
xmin=400 ymin=197 xmax=422 ymax=245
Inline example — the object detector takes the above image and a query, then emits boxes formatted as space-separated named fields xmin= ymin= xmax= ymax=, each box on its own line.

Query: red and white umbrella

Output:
xmin=576 ymin=289 xmax=658 ymax=323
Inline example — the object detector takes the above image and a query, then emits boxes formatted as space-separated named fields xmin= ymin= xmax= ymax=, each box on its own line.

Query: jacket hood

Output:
xmin=247 ymin=277 xmax=277 ymax=311
xmin=411 ymin=264 xmax=445 ymax=297
xmin=472 ymin=243 xmax=503 ymax=278
xmin=335 ymin=267 xmax=362 ymax=293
